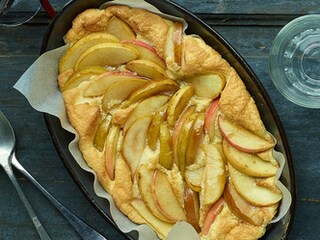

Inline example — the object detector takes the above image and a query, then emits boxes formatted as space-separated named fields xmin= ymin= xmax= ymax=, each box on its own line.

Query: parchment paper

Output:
xmin=13 ymin=0 xmax=291 ymax=239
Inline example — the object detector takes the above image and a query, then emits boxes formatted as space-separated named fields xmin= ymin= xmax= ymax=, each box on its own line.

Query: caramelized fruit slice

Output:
xmin=59 ymin=33 xmax=119 ymax=72
xmin=106 ymin=16 xmax=135 ymax=41
xmin=126 ymin=59 xmax=167 ymax=79
xmin=102 ymin=78 xmax=148 ymax=111
xmin=166 ymin=85 xmax=194 ymax=127
xmin=228 ymin=163 xmax=282 ymax=206
xmin=218 ymin=115 xmax=275 ymax=153
xmin=152 ymin=169 xmax=187 ymax=222
xmin=223 ymin=139 xmax=278 ymax=177
xmin=75 ymin=42 xmax=139 ymax=70
xmin=122 ymin=116 xmax=152 ymax=175
xmin=104 ymin=125 xmax=120 ymax=180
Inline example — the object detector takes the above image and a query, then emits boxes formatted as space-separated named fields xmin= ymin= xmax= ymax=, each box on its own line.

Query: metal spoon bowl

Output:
xmin=0 ymin=110 xmax=107 ymax=240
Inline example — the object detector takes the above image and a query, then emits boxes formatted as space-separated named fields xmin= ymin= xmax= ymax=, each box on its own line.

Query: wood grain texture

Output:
xmin=0 ymin=1 xmax=320 ymax=239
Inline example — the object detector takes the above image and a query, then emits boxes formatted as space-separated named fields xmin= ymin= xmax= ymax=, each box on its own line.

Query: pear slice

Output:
xmin=228 ymin=163 xmax=282 ymax=206
xmin=166 ymin=85 xmax=194 ymax=127
xmin=75 ymin=42 xmax=139 ymax=70
xmin=104 ymin=125 xmax=121 ymax=180
xmin=122 ymin=116 xmax=152 ymax=175
xmin=137 ymin=164 xmax=173 ymax=223
xmin=223 ymin=140 xmax=278 ymax=177
xmin=61 ymin=66 xmax=107 ymax=91
xmin=126 ymin=59 xmax=168 ymax=79
xmin=102 ymin=78 xmax=148 ymax=111
xmin=59 ymin=33 xmax=119 ymax=72
xmin=218 ymin=115 xmax=275 ymax=153
xmin=152 ymin=169 xmax=187 ymax=222
xmin=159 ymin=122 xmax=174 ymax=170
xmin=93 ymin=114 xmax=112 ymax=151
xmin=123 ymin=79 xmax=179 ymax=107
xmin=106 ymin=16 xmax=135 ymax=41
xmin=83 ymin=71 xmax=145 ymax=97
xmin=185 ymin=74 xmax=225 ymax=99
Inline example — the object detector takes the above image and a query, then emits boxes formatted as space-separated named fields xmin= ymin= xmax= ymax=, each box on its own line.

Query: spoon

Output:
xmin=0 ymin=111 xmax=107 ymax=240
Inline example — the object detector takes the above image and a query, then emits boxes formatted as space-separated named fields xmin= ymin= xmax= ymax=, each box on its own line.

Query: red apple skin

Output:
xmin=204 ymin=98 xmax=219 ymax=140
xmin=184 ymin=186 xmax=201 ymax=232
xmin=151 ymin=170 xmax=186 ymax=223
xmin=121 ymin=40 xmax=166 ymax=67
xmin=224 ymin=180 xmax=264 ymax=226
xmin=201 ymin=197 xmax=225 ymax=236
xmin=122 ymin=40 xmax=157 ymax=53
xmin=217 ymin=115 xmax=275 ymax=153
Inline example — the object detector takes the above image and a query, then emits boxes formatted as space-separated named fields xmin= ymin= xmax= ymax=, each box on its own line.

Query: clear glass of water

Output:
xmin=0 ymin=0 xmax=41 ymax=27
xmin=269 ymin=15 xmax=320 ymax=108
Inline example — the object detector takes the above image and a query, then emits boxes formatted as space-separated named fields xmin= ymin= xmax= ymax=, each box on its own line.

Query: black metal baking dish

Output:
xmin=41 ymin=0 xmax=296 ymax=239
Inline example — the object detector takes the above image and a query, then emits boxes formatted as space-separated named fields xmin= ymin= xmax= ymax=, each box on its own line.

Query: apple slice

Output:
xmin=224 ymin=180 xmax=264 ymax=226
xmin=218 ymin=115 xmax=275 ymax=153
xmin=137 ymin=164 xmax=173 ymax=222
xmin=102 ymin=78 xmax=148 ymax=111
xmin=93 ymin=114 xmax=112 ymax=151
xmin=104 ymin=125 xmax=120 ymax=180
xmin=184 ymin=186 xmax=201 ymax=232
xmin=83 ymin=71 xmax=145 ymax=97
xmin=185 ymin=163 xmax=204 ymax=192
xmin=204 ymin=98 xmax=220 ymax=141
xmin=59 ymin=33 xmax=119 ymax=72
xmin=61 ymin=66 xmax=107 ymax=91
xmin=172 ymin=106 xmax=195 ymax=166
xmin=228 ymin=163 xmax=282 ymax=206
xmin=123 ymin=95 xmax=170 ymax=134
xmin=166 ymin=85 xmax=194 ymax=127
xmin=123 ymin=79 xmax=180 ymax=107
xmin=122 ymin=40 xmax=166 ymax=68
xmin=131 ymin=199 xmax=174 ymax=239
xmin=186 ymin=113 xmax=205 ymax=166
xmin=74 ymin=42 xmax=139 ymax=70
xmin=222 ymin=140 xmax=278 ymax=177
xmin=122 ymin=116 xmax=152 ymax=175
xmin=176 ymin=112 xmax=198 ymax=177
xmin=201 ymin=144 xmax=226 ymax=205
xmin=201 ymin=197 xmax=225 ymax=236
xmin=106 ymin=16 xmax=135 ymax=41
xmin=152 ymin=169 xmax=187 ymax=222
xmin=159 ymin=122 xmax=174 ymax=170
xmin=185 ymin=74 xmax=225 ymax=99
xmin=126 ymin=59 xmax=167 ymax=79
xmin=173 ymin=22 xmax=183 ymax=65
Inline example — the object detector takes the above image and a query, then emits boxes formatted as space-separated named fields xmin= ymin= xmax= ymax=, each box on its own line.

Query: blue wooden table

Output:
xmin=0 ymin=0 xmax=319 ymax=239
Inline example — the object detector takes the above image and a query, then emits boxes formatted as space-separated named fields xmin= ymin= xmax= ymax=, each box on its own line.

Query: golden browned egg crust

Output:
xmin=59 ymin=5 xmax=282 ymax=240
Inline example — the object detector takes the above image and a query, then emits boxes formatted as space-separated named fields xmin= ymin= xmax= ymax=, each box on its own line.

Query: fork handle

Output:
xmin=11 ymin=154 xmax=107 ymax=240
xmin=3 ymin=162 xmax=51 ymax=240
